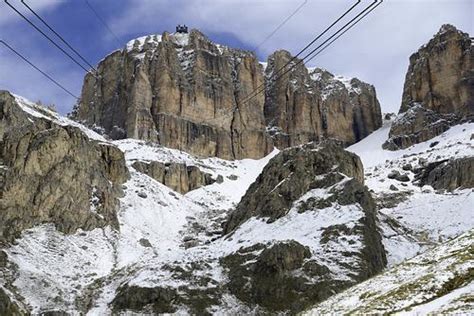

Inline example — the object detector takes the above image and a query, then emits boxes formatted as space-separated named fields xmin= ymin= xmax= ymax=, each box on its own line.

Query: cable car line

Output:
xmin=83 ymin=0 xmax=121 ymax=45
xmin=0 ymin=40 xmax=79 ymax=99
xmin=238 ymin=0 xmax=380 ymax=107
xmin=4 ymin=0 xmax=92 ymax=74
xmin=306 ymin=0 xmax=383 ymax=64
xmin=238 ymin=0 xmax=363 ymax=106
xmin=20 ymin=0 xmax=97 ymax=71
xmin=253 ymin=0 xmax=308 ymax=52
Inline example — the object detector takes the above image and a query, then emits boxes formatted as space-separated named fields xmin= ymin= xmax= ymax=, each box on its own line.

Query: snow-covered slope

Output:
xmin=348 ymin=119 xmax=474 ymax=266
xmin=3 ymin=139 xmax=277 ymax=314
xmin=304 ymin=229 xmax=474 ymax=315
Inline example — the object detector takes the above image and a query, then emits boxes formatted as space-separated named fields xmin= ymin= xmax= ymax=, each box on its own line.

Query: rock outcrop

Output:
xmin=74 ymin=29 xmax=382 ymax=159
xmin=0 ymin=91 xmax=129 ymax=241
xmin=132 ymin=160 xmax=217 ymax=194
xmin=224 ymin=141 xmax=364 ymax=232
xmin=384 ymin=24 xmax=473 ymax=149
xmin=221 ymin=141 xmax=387 ymax=312
xmin=265 ymin=52 xmax=382 ymax=147
xmin=414 ymin=157 xmax=474 ymax=191
xmin=0 ymin=288 xmax=26 ymax=315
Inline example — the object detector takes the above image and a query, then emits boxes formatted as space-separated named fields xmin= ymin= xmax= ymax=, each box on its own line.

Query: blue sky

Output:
xmin=0 ymin=0 xmax=472 ymax=114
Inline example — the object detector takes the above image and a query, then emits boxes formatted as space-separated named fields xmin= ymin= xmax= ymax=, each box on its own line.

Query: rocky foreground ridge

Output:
xmin=0 ymin=91 xmax=129 ymax=242
xmin=73 ymin=29 xmax=382 ymax=159
xmin=384 ymin=24 xmax=473 ymax=149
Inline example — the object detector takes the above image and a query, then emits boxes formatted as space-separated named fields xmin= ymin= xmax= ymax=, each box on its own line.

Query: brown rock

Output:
xmin=385 ymin=24 xmax=473 ymax=149
xmin=132 ymin=160 xmax=216 ymax=194
xmin=74 ymin=30 xmax=382 ymax=159
xmin=264 ymin=51 xmax=382 ymax=147
xmin=0 ymin=91 xmax=129 ymax=241
xmin=75 ymin=30 xmax=272 ymax=160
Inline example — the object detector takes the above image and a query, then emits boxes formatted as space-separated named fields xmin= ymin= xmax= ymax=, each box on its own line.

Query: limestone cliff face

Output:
xmin=384 ymin=24 xmax=473 ymax=149
xmin=0 ymin=91 xmax=129 ymax=241
xmin=264 ymin=51 xmax=382 ymax=148
xmin=75 ymin=29 xmax=382 ymax=159
xmin=76 ymin=30 xmax=272 ymax=160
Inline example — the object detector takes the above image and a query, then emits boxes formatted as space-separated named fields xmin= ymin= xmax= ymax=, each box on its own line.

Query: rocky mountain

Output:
xmin=73 ymin=29 xmax=382 ymax=159
xmin=384 ymin=24 xmax=473 ymax=149
xmin=0 ymin=24 xmax=472 ymax=315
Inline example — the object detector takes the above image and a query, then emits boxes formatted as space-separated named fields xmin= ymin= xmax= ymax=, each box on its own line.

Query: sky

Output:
xmin=0 ymin=0 xmax=472 ymax=114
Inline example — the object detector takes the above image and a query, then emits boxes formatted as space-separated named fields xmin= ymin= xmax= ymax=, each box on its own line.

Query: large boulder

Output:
xmin=384 ymin=24 xmax=473 ymax=149
xmin=414 ymin=157 xmax=474 ymax=191
xmin=0 ymin=91 xmax=129 ymax=241
xmin=224 ymin=141 xmax=364 ymax=232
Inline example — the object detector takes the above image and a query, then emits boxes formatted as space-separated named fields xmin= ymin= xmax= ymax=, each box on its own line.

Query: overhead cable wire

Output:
xmin=4 ymin=0 xmax=92 ymax=74
xmin=0 ymin=40 xmax=79 ymax=99
xmin=83 ymin=0 xmax=121 ymax=45
xmin=305 ymin=0 xmax=383 ymax=64
xmin=239 ymin=0 xmax=380 ymax=106
xmin=20 ymin=0 xmax=97 ymax=71
xmin=253 ymin=0 xmax=308 ymax=52
xmin=238 ymin=0 xmax=363 ymax=106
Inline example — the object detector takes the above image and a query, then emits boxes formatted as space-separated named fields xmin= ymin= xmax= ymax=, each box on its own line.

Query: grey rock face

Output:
xmin=384 ymin=24 xmax=473 ymax=149
xmin=223 ymin=141 xmax=364 ymax=233
xmin=132 ymin=160 xmax=216 ymax=194
xmin=219 ymin=141 xmax=386 ymax=312
xmin=415 ymin=157 xmax=474 ymax=191
xmin=220 ymin=241 xmax=332 ymax=313
xmin=112 ymin=285 xmax=178 ymax=314
xmin=383 ymin=104 xmax=457 ymax=150
xmin=0 ymin=288 xmax=27 ymax=315
xmin=74 ymin=30 xmax=382 ymax=159
xmin=0 ymin=91 xmax=129 ymax=241
xmin=264 ymin=53 xmax=382 ymax=148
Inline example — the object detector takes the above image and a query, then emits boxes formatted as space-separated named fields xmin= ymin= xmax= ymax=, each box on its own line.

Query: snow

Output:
xmin=348 ymin=120 xmax=474 ymax=266
xmin=171 ymin=32 xmax=190 ymax=46
xmin=14 ymin=94 xmax=107 ymax=142
xmin=307 ymin=68 xmax=363 ymax=99
xmin=126 ymin=34 xmax=162 ymax=52
xmin=220 ymin=188 xmax=366 ymax=280
xmin=304 ymin=229 xmax=474 ymax=315
xmin=115 ymin=138 xmax=279 ymax=211
xmin=404 ymin=281 xmax=474 ymax=314
xmin=6 ymin=225 xmax=116 ymax=314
